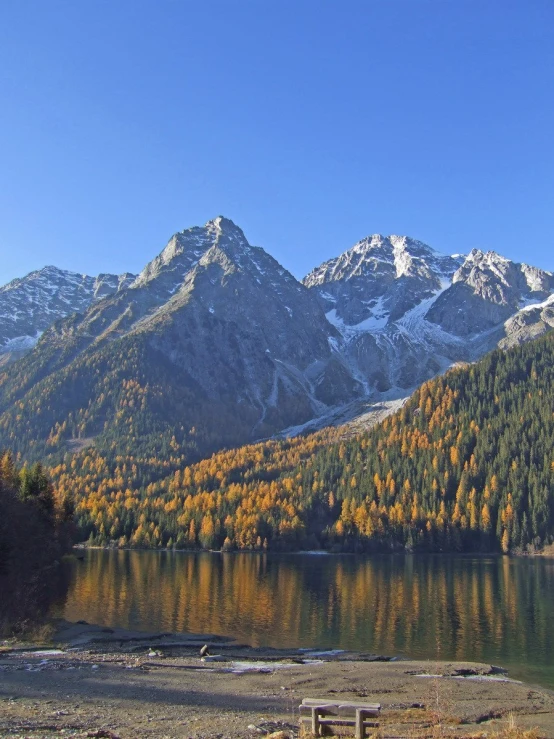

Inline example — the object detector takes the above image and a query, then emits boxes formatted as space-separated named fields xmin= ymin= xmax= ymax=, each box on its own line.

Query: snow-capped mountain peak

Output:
xmin=304 ymin=234 xmax=462 ymax=288
xmin=303 ymin=234 xmax=464 ymax=328
xmin=305 ymin=231 xmax=554 ymax=399
xmin=0 ymin=265 xmax=135 ymax=359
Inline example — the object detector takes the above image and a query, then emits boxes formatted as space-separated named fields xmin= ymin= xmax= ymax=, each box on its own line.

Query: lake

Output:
xmin=57 ymin=550 xmax=554 ymax=689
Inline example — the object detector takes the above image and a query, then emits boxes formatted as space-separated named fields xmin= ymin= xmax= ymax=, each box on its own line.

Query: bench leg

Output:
xmin=311 ymin=707 xmax=320 ymax=737
xmin=355 ymin=709 xmax=365 ymax=739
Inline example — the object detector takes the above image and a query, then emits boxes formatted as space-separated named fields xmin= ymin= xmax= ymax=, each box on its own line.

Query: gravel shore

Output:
xmin=1 ymin=621 xmax=553 ymax=739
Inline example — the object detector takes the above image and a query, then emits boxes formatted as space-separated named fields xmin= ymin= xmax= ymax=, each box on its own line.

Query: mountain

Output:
xmin=304 ymin=234 xmax=463 ymax=324
xmin=305 ymin=236 xmax=554 ymax=396
xmin=426 ymin=248 xmax=554 ymax=337
xmin=0 ymin=218 xmax=360 ymax=464
xmin=0 ymin=218 xmax=553 ymax=469
xmin=0 ymin=266 xmax=135 ymax=365
xmin=66 ymin=215 xmax=358 ymax=414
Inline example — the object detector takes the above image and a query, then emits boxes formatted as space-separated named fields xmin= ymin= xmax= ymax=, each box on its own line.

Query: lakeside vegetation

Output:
xmin=0 ymin=453 xmax=74 ymax=634
xmin=46 ymin=330 xmax=554 ymax=554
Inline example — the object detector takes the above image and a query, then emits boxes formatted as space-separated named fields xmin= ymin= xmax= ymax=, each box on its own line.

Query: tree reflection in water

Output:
xmin=1 ymin=558 xmax=72 ymax=636
xmin=61 ymin=551 xmax=554 ymax=687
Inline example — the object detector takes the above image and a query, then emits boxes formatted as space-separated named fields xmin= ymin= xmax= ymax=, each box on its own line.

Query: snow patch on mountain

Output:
xmin=326 ymin=297 xmax=390 ymax=335
xmin=520 ymin=294 xmax=554 ymax=313
xmin=395 ymin=282 xmax=462 ymax=344
xmin=2 ymin=331 xmax=43 ymax=352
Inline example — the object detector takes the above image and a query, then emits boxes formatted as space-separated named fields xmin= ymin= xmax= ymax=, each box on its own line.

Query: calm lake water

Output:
xmin=58 ymin=550 xmax=554 ymax=689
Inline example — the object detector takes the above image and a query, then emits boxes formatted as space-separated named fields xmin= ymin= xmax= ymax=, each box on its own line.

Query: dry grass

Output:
xmin=298 ymin=708 xmax=545 ymax=739
xmin=299 ymin=727 xmax=543 ymax=739
xmin=25 ymin=620 xmax=56 ymax=643
xmin=1 ymin=619 xmax=56 ymax=645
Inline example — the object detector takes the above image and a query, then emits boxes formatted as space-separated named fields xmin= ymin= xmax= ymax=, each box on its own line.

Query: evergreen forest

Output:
xmin=45 ymin=329 xmax=554 ymax=554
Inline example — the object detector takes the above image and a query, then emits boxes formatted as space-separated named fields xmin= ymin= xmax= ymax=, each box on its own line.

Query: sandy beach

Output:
xmin=1 ymin=621 xmax=553 ymax=739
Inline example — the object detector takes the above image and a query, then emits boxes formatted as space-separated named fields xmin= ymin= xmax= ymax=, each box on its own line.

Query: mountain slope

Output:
xmin=61 ymin=328 xmax=554 ymax=554
xmin=0 ymin=218 xmax=360 ymax=463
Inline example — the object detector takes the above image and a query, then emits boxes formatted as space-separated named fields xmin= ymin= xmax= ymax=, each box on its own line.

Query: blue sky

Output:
xmin=1 ymin=0 xmax=553 ymax=285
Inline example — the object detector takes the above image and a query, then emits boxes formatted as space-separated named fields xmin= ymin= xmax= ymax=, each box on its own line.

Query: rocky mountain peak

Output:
xmin=452 ymin=249 xmax=517 ymax=301
xmin=200 ymin=217 xmax=257 ymax=264
xmin=304 ymin=234 xmax=464 ymax=327
xmin=452 ymin=249 xmax=553 ymax=306
xmin=304 ymin=234 xmax=462 ymax=289
xmin=131 ymin=216 xmax=252 ymax=292
xmin=204 ymin=215 xmax=245 ymax=238
xmin=1 ymin=265 xmax=77 ymax=292
xmin=303 ymin=234 xmax=394 ymax=287
xmin=456 ymin=248 xmax=511 ymax=276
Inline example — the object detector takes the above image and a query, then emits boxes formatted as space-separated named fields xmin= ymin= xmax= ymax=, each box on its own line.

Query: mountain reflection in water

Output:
xmin=60 ymin=550 xmax=554 ymax=688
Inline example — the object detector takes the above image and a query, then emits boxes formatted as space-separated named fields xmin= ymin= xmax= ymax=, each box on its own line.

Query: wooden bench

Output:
xmin=299 ymin=697 xmax=380 ymax=739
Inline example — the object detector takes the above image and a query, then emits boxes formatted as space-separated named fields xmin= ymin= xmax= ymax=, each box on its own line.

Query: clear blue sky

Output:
xmin=1 ymin=0 xmax=553 ymax=285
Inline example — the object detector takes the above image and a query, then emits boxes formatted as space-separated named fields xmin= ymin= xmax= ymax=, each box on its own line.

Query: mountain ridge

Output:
xmin=0 ymin=217 xmax=553 ymax=466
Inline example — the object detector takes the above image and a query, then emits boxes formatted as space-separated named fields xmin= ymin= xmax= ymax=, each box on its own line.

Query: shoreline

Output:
xmin=58 ymin=550 xmax=554 ymax=694
xmin=74 ymin=544 xmax=554 ymax=558
xmin=2 ymin=620 xmax=554 ymax=738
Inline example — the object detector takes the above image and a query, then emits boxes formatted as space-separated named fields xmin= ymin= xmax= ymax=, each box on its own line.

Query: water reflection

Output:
xmin=61 ymin=551 xmax=554 ymax=687
xmin=1 ymin=559 xmax=72 ymax=636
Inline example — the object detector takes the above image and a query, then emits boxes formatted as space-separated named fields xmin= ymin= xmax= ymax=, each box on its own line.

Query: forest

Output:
xmin=46 ymin=329 xmax=554 ymax=554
